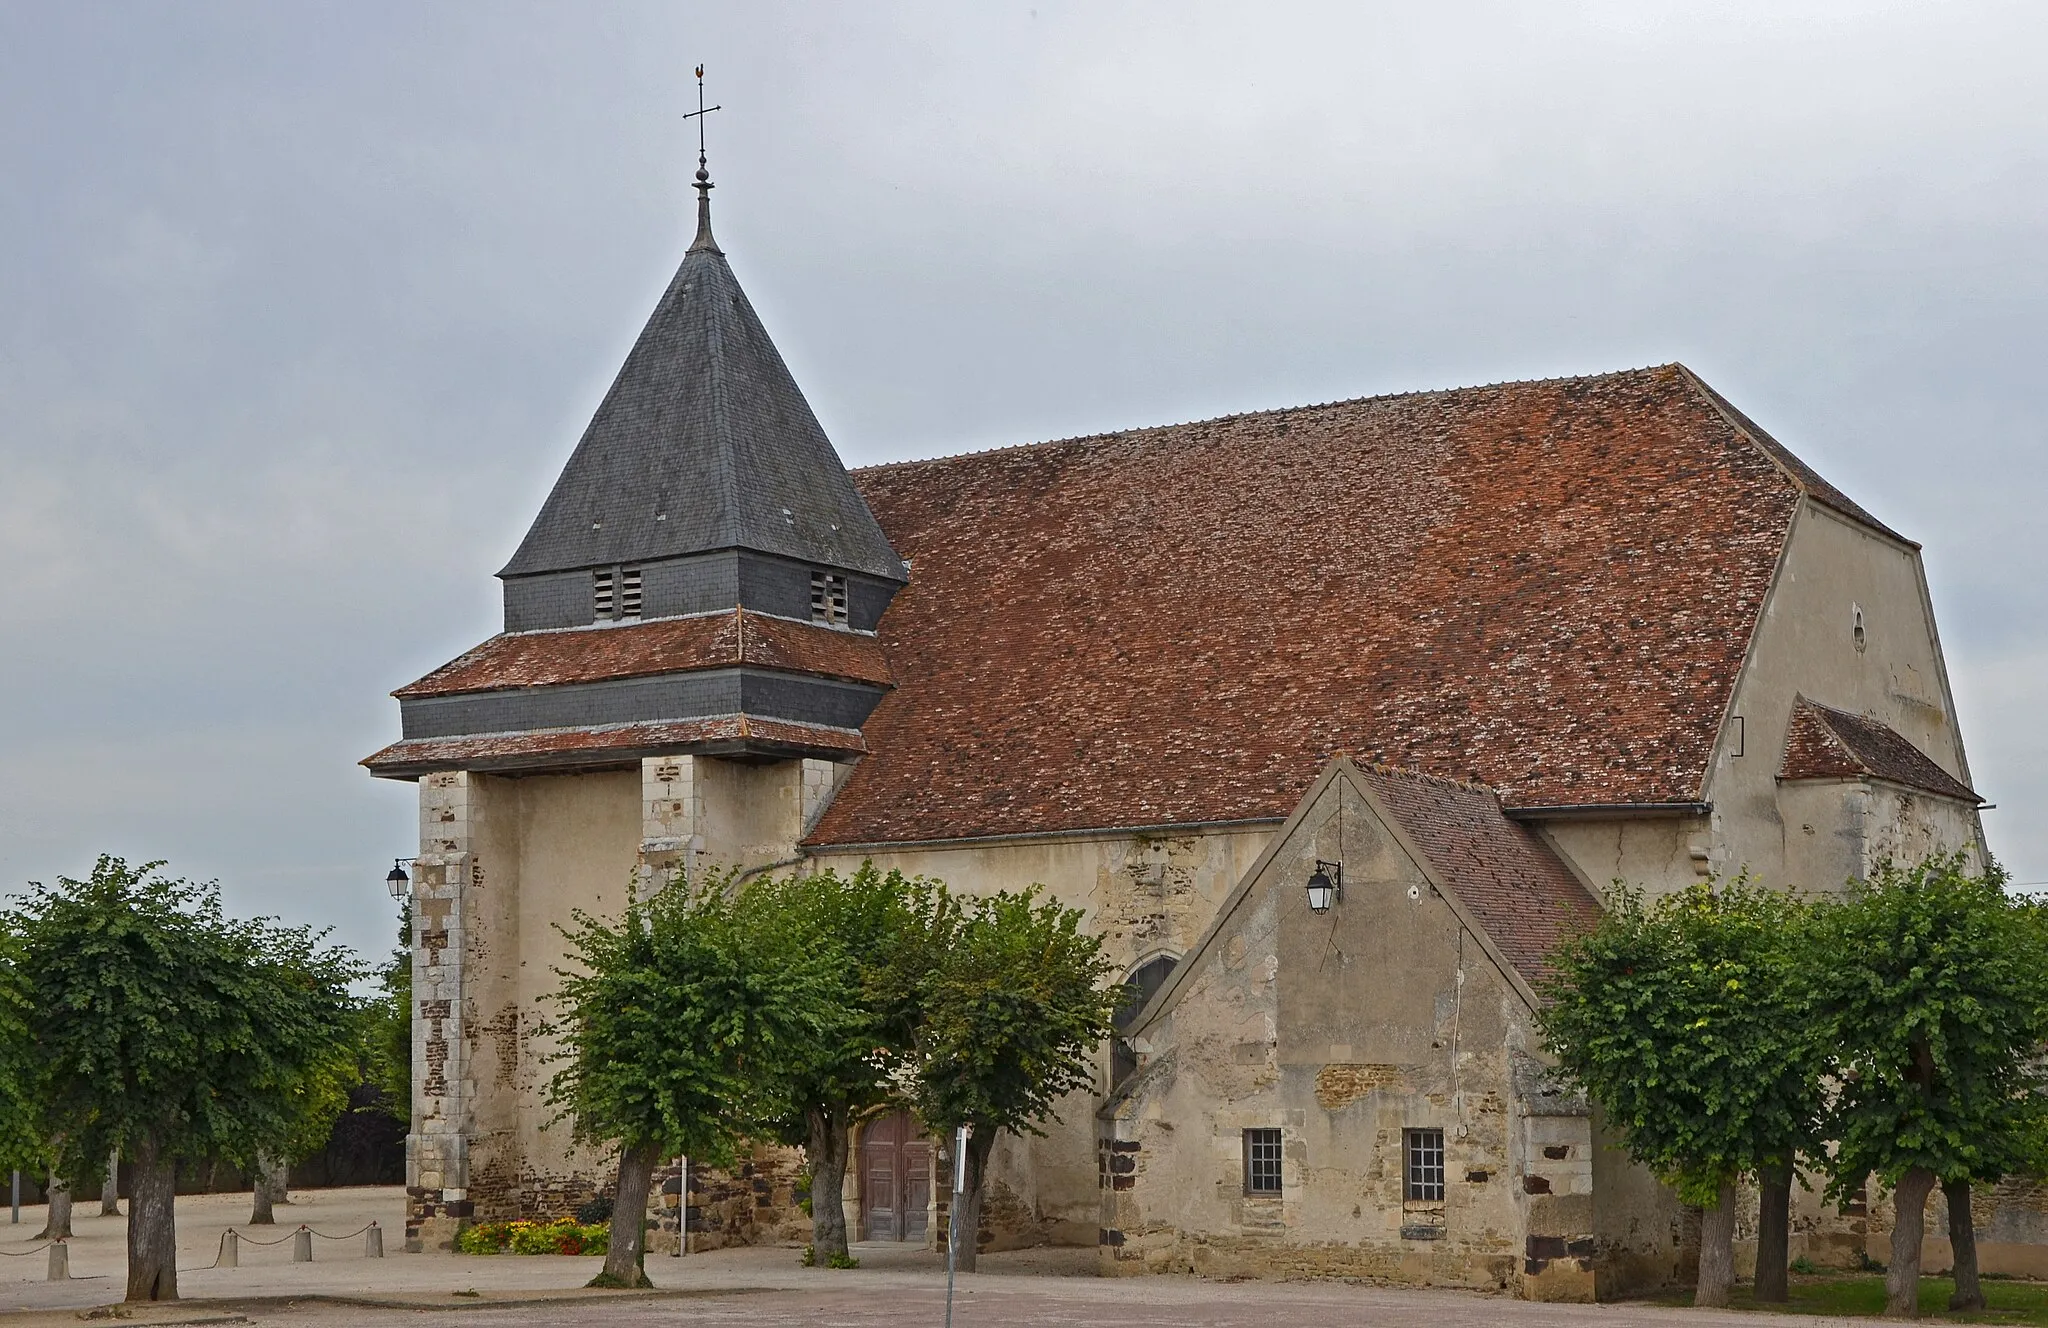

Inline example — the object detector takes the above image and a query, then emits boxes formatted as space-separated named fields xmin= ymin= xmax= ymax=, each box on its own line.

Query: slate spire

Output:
xmin=499 ymin=134 xmax=903 ymax=585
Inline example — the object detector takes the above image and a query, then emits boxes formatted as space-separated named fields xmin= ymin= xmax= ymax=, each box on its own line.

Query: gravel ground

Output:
xmin=0 ymin=1187 xmax=1860 ymax=1328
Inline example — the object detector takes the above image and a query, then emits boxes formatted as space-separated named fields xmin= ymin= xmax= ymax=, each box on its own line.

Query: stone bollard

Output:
xmin=221 ymin=1230 xmax=239 ymax=1268
xmin=47 ymin=1239 xmax=67 ymax=1281
xmin=292 ymin=1226 xmax=313 ymax=1262
xmin=365 ymin=1221 xmax=384 ymax=1258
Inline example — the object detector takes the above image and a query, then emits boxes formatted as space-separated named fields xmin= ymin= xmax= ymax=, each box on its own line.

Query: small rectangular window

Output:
xmin=810 ymin=570 xmax=848 ymax=626
xmin=1243 ymin=1128 xmax=1283 ymax=1195
xmin=1405 ymin=1129 xmax=1445 ymax=1202
xmin=620 ymin=566 xmax=643 ymax=618
xmin=593 ymin=568 xmax=616 ymax=619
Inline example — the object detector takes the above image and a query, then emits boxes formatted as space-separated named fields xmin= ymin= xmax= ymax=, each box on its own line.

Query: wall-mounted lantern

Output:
xmin=385 ymin=858 xmax=415 ymax=901
xmin=1306 ymin=860 xmax=1343 ymax=914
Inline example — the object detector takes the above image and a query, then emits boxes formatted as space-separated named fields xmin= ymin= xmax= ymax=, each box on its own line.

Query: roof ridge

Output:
xmin=1354 ymin=759 xmax=1499 ymax=796
xmin=852 ymin=364 xmax=1682 ymax=475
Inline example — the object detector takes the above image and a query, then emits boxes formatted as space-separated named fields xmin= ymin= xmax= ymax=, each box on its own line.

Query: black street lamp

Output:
xmin=1306 ymin=860 xmax=1343 ymax=914
xmin=385 ymin=858 xmax=415 ymax=901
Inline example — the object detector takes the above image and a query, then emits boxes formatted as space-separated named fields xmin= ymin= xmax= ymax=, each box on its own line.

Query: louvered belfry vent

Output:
xmin=593 ymin=568 xmax=616 ymax=619
xmin=620 ymin=567 xmax=643 ymax=618
xmin=811 ymin=570 xmax=848 ymax=626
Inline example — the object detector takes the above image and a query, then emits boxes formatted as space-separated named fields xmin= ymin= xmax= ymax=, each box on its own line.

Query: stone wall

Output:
xmin=678 ymin=1145 xmax=811 ymax=1252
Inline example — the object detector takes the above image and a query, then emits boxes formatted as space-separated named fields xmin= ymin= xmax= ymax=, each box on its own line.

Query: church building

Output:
xmin=367 ymin=163 xmax=1998 ymax=1297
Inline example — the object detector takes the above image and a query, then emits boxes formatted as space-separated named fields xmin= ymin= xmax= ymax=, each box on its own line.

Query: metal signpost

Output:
xmin=944 ymin=1124 xmax=968 ymax=1328
xmin=9 ymin=1169 xmax=17 ymax=1224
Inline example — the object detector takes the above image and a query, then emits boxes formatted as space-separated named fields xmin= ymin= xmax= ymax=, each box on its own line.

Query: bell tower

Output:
xmin=365 ymin=87 xmax=903 ymax=1249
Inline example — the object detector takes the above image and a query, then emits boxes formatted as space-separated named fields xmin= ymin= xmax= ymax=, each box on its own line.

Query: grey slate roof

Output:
xmin=499 ymin=202 xmax=906 ymax=582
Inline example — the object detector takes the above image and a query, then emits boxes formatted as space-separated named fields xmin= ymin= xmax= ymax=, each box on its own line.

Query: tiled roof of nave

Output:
xmin=808 ymin=364 xmax=1849 ymax=847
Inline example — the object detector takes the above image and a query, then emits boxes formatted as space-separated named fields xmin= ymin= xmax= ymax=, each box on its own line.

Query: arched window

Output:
xmin=1115 ymin=954 xmax=1179 ymax=1033
xmin=1111 ymin=954 xmax=1179 ymax=1087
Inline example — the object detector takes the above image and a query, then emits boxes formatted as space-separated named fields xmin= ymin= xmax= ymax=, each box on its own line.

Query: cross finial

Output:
xmin=684 ymin=64 xmax=723 ymax=252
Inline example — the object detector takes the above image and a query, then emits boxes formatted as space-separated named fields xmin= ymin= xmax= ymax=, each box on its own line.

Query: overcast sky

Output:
xmin=2 ymin=2 xmax=2043 ymax=963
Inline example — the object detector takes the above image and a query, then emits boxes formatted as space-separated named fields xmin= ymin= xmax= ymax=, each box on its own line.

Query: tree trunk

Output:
xmin=125 ymin=1138 xmax=178 ymax=1302
xmin=806 ymin=1103 xmax=852 ymax=1261
xmin=35 ymin=1168 xmax=71 ymax=1240
xmin=1886 ymin=1165 xmax=1938 ymax=1318
xmin=250 ymin=1152 xmax=276 ymax=1225
xmin=100 ymin=1149 xmax=120 ymax=1216
xmin=593 ymin=1141 xmax=657 ymax=1289
xmin=1755 ymin=1156 xmax=1793 ymax=1303
xmin=950 ymin=1128 xmax=997 ymax=1275
xmin=267 ymin=1151 xmax=290 ymax=1206
xmin=1945 ymin=1177 xmax=1984 ymax=1311
xmin=1696 ymin=1179 xmax=1739 ymax=1307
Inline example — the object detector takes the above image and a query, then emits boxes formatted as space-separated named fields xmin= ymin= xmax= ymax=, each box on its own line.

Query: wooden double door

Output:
xmin=858 ymin=1110 xmax=931 ymax=1241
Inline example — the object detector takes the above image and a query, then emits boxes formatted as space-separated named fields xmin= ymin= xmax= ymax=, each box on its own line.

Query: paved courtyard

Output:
xmin=0 ymin=1185 xmax=1861 ymax=1328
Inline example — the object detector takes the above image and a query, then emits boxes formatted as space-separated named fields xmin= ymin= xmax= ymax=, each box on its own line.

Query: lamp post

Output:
xmin=1306 ymin=860 xmax=1343 ymax=913
xmin=385 ymin=859 xmax=415 ymax=901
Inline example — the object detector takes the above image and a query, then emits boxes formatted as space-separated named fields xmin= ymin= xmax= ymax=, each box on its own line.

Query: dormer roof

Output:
xmin=1779 ymin=697 xmax=1980 ymax=803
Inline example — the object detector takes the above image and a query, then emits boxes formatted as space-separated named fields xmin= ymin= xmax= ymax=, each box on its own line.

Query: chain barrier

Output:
xmin=204 ymin=1221 xmax=384 ymax=1269
xmin=0 ymin=1239 xmax=52 ymax=1257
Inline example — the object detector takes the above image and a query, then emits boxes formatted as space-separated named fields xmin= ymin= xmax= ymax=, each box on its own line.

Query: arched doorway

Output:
xmin=858 ymin=1109 xmax=930 ymax=1241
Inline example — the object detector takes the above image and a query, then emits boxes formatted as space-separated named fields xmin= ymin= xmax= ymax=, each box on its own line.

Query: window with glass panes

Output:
xmin=1243 ymin=1128 xmax=1283 ymax=1194
xmin=1405 ymin=1128 xmax=1445 ymax=1201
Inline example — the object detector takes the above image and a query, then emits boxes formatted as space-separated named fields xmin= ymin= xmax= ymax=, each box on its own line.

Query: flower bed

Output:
xmin=456 ymin=1218 xmax=610 ymax=1255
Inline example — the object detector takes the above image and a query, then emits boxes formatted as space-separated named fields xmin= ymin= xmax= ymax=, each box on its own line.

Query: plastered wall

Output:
xmin=1707 ymin=500 xmax=1982 ymax=891
xmin=1097 ymin=772 xmax=1683 ymax=1299
xmin=807 ymin=823 xmax=1276 ymax=1245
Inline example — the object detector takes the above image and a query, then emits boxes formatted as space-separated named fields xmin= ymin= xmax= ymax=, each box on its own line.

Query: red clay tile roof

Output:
xmin=393 ymin=610 xmax=892 ymax=698
xmin=808 ymin=364 xmax=1859 ymax=846
xmin=362 ymin=715 xmax=866 ymax=777
xmin=1681 ymin=372 xmax=1913 ymax=548
xmin=1362 ymin=765 xmax=1601 ymax=987
xmin=1779 ymin=698 xmax=1979 ymax=803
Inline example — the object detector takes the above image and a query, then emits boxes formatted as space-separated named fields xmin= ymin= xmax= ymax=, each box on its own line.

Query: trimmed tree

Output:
xmin=1538 ymin=880 xmax=1826 ymax=1307
xmin=907 ymin=887 xmax=1119 ymax=1272
xmin=1807 ymin=854 xmax=2048 ymax=1319
xmin=546 ymin=873 xmax=851 ymax=1287
xmin=744 ymin=864 xmax=948 ymax=1262
xmin=11 ymin=856 xmax=360 ymax=1301
xmin=0 ymin=925 xmax=37 ymax=1185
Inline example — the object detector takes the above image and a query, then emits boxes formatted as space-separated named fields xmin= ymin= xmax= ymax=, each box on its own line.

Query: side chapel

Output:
xmin=367 ymin=162 xmax=2005 ymax=1296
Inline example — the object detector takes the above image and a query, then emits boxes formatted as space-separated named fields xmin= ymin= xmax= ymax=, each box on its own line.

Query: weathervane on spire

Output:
xmin=684 ymin=64 xmax=723 ymax=251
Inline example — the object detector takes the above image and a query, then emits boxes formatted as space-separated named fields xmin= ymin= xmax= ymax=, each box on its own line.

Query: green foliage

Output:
xmin=1538 ymin=879 xmax=1826 ymax=1204
xmin=363 ymin=900 xmax=412 ymax=1125
xmin=0 ymin=923 xmax=39 ymax=1172
xmin=907 ymin=886 xmax=1120 ymax=1140
xmin=543 ymin=871 xmax=854 ymax=1167
xmin=1806 ymin=854 xmax=2048 ymax=1200
xmin=457 ymin=1218 xmax=609 ymax=1255
xmin=739 ymin=865 xmax=948 ymax=1141
xmin=8 ymin=856 xmax=363 ymax=1179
